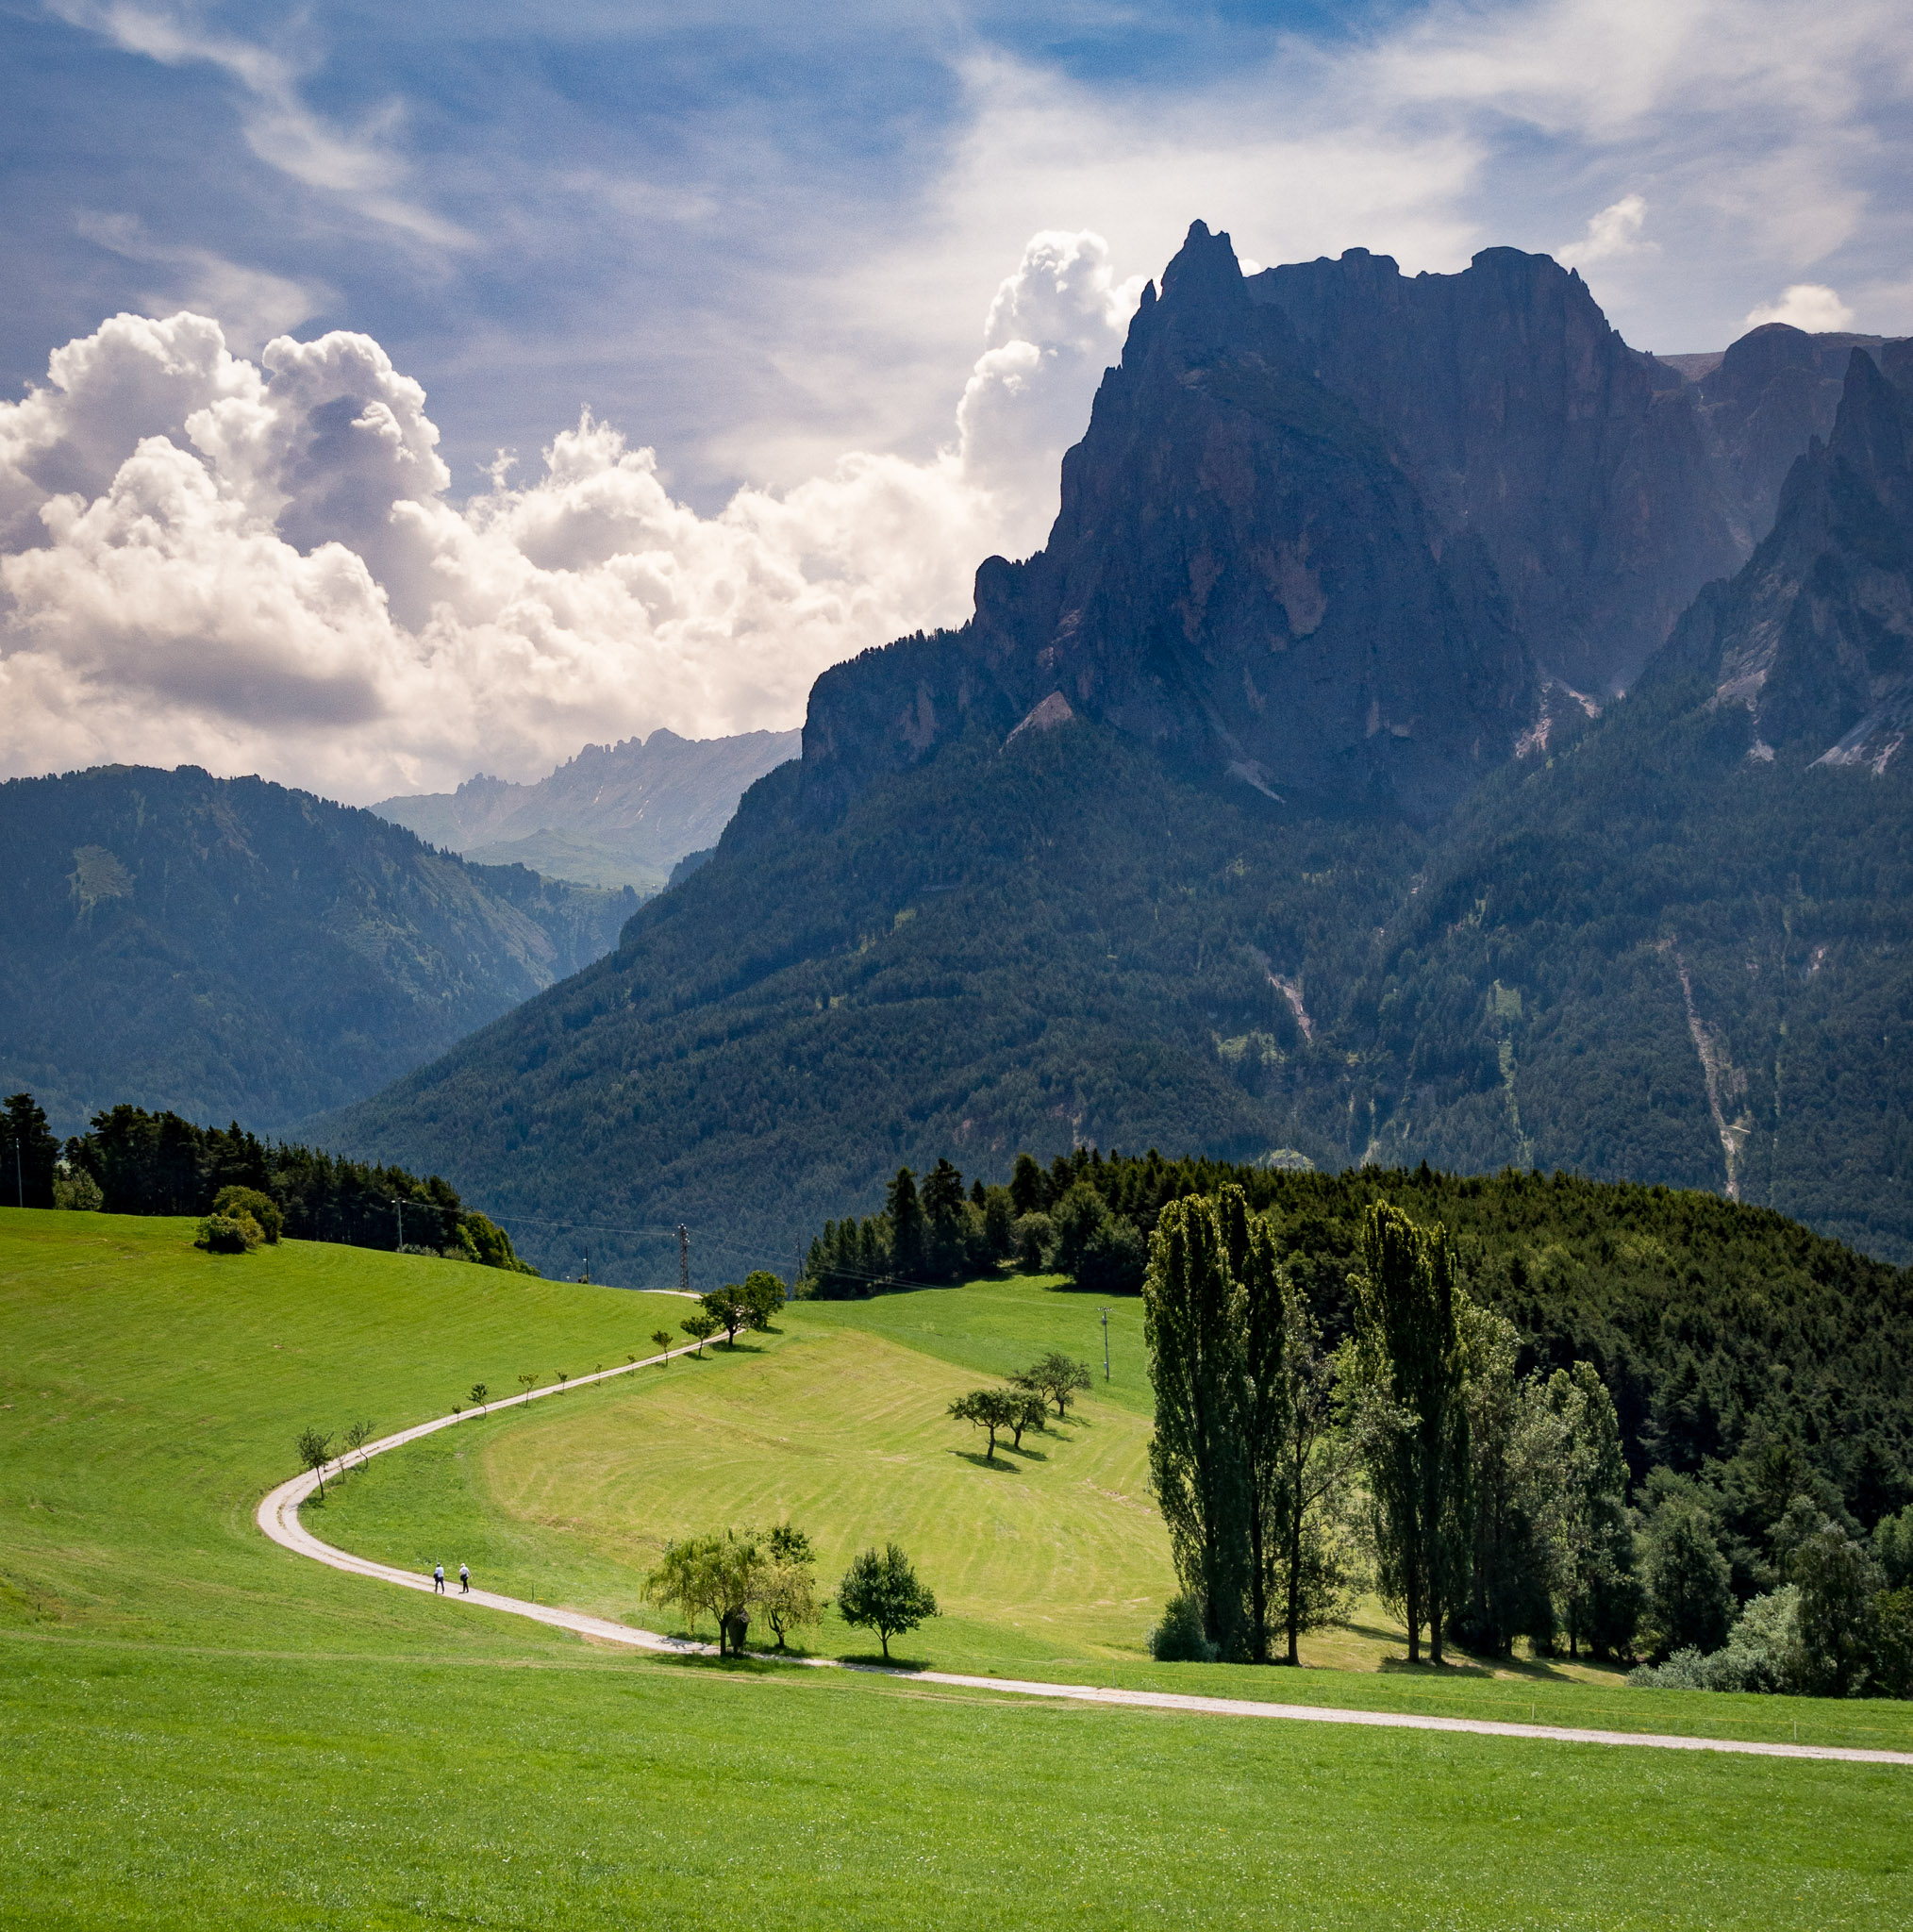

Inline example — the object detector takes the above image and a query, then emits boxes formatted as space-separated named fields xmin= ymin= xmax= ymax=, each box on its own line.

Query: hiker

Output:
xmin=433 ymin=1562 xmax=445 ymax=1593
xmin=458 ymin=1562 xmax=470 ymax=1594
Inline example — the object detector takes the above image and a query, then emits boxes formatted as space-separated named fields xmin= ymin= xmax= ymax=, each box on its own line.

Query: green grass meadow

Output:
xmin=4 ymin=1207 xmax=1912 ymax=1928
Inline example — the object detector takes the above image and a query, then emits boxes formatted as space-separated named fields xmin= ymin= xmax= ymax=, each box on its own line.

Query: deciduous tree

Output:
xmin=949 ymin=1387 xmax=1023 ymax=1461
xmin=644 ymin=1530 xmax=769 ymax=1657
xmin=837 ymin=1542 xmax=938 ymax=1660
xmin=1020 ymin=1351 xmax=1093 ymax=1421
xmin=1643 ymin=1498 xmax=1734 ymax=1658
xmin=296 ymin=1426 xmax=333 ymax=1497
xmin=1270 ymin=1293 xmax=1359 ymax=1665
xmin=762 ymin=1524 xmax=820 ymax=1650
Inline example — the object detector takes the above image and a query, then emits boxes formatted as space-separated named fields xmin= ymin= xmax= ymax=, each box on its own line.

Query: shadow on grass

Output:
xmin=1003 ymin=1442 xmax=1049 ymax=1462
xmin=1377 ymin=1655 xmax=1495 ymax=1678
xmin=954 ymin=1450 xmax=1020 ymax=1473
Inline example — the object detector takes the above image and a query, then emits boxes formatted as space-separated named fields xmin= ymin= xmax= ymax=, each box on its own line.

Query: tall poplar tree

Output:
xmin=1144 ymin=1192 xmax=1252 ymax=1659
xmin=1218 ymin=1187 xmax=1289 ymax=1664
xmin=1348 ymin=1202 xmax=1470 ymax=1664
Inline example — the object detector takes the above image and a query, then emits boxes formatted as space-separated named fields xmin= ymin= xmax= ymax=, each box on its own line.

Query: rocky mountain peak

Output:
xmin=794 ymin=221 xmax=1537 ymax=827
xmin=1656 ymin=346 xmax=1913 ymax=766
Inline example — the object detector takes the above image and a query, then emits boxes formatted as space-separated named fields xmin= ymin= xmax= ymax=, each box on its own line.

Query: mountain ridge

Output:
xmin=373 ymin=726 xmax=800 ymax=892
xmin=0 ymin=762 xmax=638 ymax=1135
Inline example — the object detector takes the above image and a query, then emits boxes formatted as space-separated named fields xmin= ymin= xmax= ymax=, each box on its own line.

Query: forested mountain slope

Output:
xmin=0 ymin=763 xmax=637 ymax=1132
xmin=325 ymin=229 xmax=1913 ymax=1279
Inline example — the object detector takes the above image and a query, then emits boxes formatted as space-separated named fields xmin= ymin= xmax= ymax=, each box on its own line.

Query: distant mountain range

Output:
xmin=0 ymin=763 xmax=640 ymax=1134
xmin=373 ymin=728 xmax=801 ymax=892
xmin=320 ymin=225 xmax=1913 ymax=1281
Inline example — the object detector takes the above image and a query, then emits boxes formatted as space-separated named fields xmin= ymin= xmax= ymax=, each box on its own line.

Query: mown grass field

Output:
xmin=5 ymin=1207 xmax=1912 ymax=1929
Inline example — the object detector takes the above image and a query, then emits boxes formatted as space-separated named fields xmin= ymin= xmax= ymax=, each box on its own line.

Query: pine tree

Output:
xmin=1009 ymin=1153 xmax=1049 ymax=1215
xmin=886 ymin=1167 xmax=925 ymax=1281
xmin=921 ymin=1158 xmax=968 ymax=1281
xmin=1 ymin=1093 xmax=59 ymax=1209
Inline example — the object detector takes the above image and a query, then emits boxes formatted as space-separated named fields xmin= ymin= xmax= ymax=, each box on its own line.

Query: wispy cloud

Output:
xmin=75 ymin=211 xmax=333 ymax=351
xmin=47 ymin=1 xmax=471 ymax=247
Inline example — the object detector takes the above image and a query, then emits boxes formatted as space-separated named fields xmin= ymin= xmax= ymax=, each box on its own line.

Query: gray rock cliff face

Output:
xmin=1689 ymin=325 xmax=1902 ymax=551
xmin=794 ymin=223 xmax=1539 ymax=828
xmin=1657 ymin=347 xmax=1913 ymax=768
xmin=1249 ymin=246 xmax=1741 ymax=696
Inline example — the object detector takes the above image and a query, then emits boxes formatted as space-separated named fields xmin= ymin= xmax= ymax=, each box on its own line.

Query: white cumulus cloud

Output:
xmin=1556 ymin=193 xmax=1653 ymax=268
xmin=1744 ymin=283 xmax=1857 ymax=331
xmin=0 ymin=231 xmax=1135 ymax=804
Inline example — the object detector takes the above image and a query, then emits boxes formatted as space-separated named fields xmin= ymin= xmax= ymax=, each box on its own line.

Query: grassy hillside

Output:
xmin=324 ymin=1284 xmax=1169 ymax=1671
xmin=5 ymin=1210 xmax=1912 ymax=1928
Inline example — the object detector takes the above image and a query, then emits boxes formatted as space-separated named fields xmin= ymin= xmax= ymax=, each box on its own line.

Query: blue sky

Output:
xmin=0 ymin=1 xmax=1909 ymax=800
xmin=8 ymin=0 xmax=1908 ymax=501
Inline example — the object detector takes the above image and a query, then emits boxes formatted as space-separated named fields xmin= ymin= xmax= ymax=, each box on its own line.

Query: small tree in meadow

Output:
xmin=837 ymin=1542 xmax=938 ymax=1661
xmin=1008 ymin=1391 xmax=1047 ymax=1451
xmin=296 ymin=1426 xmax=334 ymax=1497
xmin=681 ymin=1313 xmax=720 ymax=1357
xmin=644 ymin=1530 xmax=768 ymax=1657
xmin=948 ymin=1387 xmax=1023 ymax=1461
xmin=212 ymin=1185 xmax=283 ymax=1243
xmin=740 ymin=1271 xmax=786 ymax=1329
xmin=470 ymin=1383 xmax=489 ymax=1413
xmin=517 ymin=1373 xmax=539 ymax=1403
xmin=763 ymin=1525 xmax=822 ymax=1651
xmin=198 ymin=1210 xmax=263 ymax=1254
xmin=651 ymin=1328 xmax=674 ymax=1359
xmin=1020 ymin=1352 xmax=1093 ymax=1420
xmin=341 ymin=1419 xmax=374 ymax=1469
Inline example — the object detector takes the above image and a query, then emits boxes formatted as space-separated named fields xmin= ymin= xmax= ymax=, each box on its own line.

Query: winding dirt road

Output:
xmin=257 ymin=1348 xmax=1913 ymax=1768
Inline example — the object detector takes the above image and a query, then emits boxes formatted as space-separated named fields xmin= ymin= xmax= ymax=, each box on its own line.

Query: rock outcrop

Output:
xmin=1655 ymin=348 xmax=1913 ymax=767
xmin=796 ymin=224 xmax=1539 ymax=826
xmin=1250 ymin=246 xmax=1741 ymax=695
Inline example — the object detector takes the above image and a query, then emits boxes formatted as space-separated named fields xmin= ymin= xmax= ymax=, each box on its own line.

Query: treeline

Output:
xmin=800 ymin=1150 xmax=1146 ymax=1297
xmin=1145 ymin=1188 xmax=1913 ymax=1696
xmin=1 ymin=1091 xmax=531 ymax=1273
xmin=802 ymin=1146 xmax=1913 ymax=1547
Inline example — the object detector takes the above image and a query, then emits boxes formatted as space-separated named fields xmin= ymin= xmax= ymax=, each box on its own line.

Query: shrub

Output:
xmin=197 ymin=1210 xmax=262 ymax=1254
xmin=52 ymin=1166 xmax=103 ymax=1210
xmin=212 ymin=1185 xmax=282 ymax=1242
xmin=1148 ymin=1593 xmax=1220 ymax=1663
